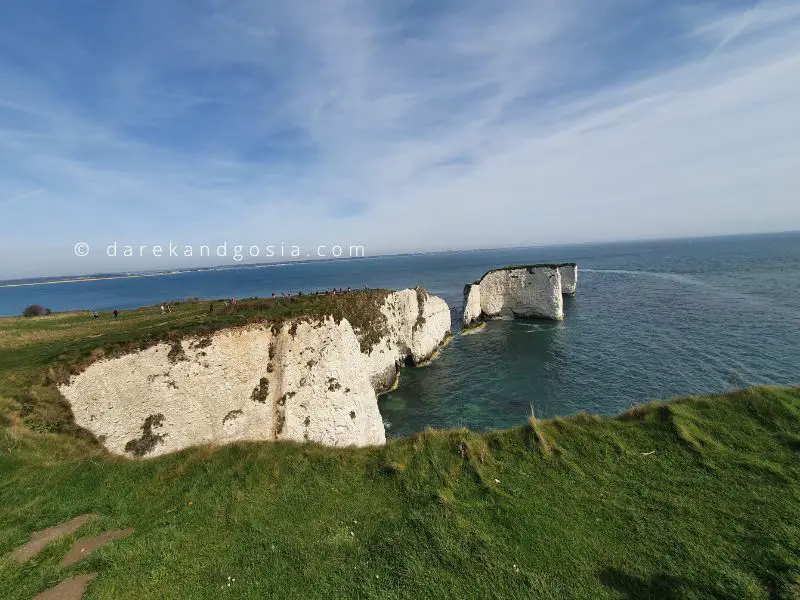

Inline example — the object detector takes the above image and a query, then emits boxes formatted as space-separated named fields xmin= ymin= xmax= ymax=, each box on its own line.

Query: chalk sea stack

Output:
xmin=59 ymin=288 xmax=451 ymax=457
xmin=463 ymin=263 xmax=578 ymax=326
xmin=559 ymin=263 xmax=578 ymax=295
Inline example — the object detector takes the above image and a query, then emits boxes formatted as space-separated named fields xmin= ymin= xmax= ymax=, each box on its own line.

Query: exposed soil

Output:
xmin=14 ymin=518 xmax=133 ymax=598
xmin=413 ymin=286 xmax=428 ymax=332
xmin=222 ymin=409 xmax=243 ymax=424
xmin=61 ymin=528 xmax=134 ymax=566
xmin=33 ymin=573 xmax=97 ymax=600
xmin=124 ymin=414 xmax=166 ymax=456
xmin=251 ymin=377 xmax=269 ymax=403
xmin=12 ymin=514 xmax=97 ymax=563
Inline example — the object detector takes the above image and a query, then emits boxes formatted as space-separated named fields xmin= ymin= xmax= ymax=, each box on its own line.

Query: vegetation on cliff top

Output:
xmin=1 ymin=306 xmax=799 ymax=599
xmin=476 ymin=263 xmax=577 ymax=284
xmin=0 ymin=291 xmax=396 ymax=437
xmin=1 ymin=382 xmax=799 ymax=599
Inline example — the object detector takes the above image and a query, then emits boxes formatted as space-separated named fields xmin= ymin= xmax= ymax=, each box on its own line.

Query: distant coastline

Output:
xmin=2 ymin=230 xmax=796 ymax=289
xmin=0 ymin=260 xmax=329 ymax=288
xmin=0 ymin=271 xmax=185 ymax=288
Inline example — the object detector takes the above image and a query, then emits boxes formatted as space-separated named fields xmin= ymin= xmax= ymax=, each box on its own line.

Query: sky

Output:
xmin=1 ymin=0 xmax=799 ymax=279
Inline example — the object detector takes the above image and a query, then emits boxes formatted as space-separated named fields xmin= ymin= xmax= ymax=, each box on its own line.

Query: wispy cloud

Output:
xmin=0 ymin=189 xmax=44 ymax=207
xmin=704 ymin=0 xmax=767 ymax=61
xmin=0 ymin=0 xmax=799 ymax=277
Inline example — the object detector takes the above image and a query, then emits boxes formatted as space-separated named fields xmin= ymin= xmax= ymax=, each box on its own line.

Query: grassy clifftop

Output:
xmin=476 ymin=263 xmax=577 ymax=283
xmin=0 ymin=292 xmax=394 ymax=440
xmin=0 ymin=306 xmax=799 ymax=599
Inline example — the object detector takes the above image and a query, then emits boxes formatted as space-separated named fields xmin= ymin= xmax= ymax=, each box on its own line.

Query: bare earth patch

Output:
xmin=61 ymin=528 xmax=134 ymax=566
xmin=33 ymin=573 xmax=97 ymax=600
xmin=12 ymin=514 xmax=97 ymax=563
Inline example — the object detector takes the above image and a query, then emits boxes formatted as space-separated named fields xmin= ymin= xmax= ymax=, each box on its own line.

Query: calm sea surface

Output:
xmin=2 ymin=233 xmax=799 ymax=437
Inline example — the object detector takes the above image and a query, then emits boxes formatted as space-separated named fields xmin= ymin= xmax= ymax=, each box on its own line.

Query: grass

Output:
xmin=0 ymin=304 xmax=799 ymax=599
xmin=477 ymin=263 xmax=577 ymax=283
xmin=0 ymin=292 xmax=393 ymax=437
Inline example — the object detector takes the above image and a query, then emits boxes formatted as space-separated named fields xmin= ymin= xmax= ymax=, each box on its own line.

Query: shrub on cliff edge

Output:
xmin=21 ymin=305 xmax=51 ymax=317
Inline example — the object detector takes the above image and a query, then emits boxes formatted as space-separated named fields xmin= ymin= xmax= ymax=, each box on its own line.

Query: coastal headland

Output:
xmin=1 ymin=286 xmax=798 ymax=599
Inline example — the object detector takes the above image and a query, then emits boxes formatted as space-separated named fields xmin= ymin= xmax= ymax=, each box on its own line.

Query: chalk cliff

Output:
xmin=559 ymin=263 xmax=578 ymax=295
xmin=462 ymin=283 xmax=482 ymax=327
xmin=462 ymin=264 xmax=578 ymax=326
xmin=59 ymin=289 xmax=451 ymax=457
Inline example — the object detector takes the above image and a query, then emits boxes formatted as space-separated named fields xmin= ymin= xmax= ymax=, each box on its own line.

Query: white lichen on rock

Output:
xmin=59 ymin=289 xmax=451 ymax=457
xmin=462 ymin=264 xmax=578 ymax=326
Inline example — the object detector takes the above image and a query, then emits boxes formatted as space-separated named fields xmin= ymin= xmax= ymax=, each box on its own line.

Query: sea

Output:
xmin=2 ymin=232 xmax=799 ymax=438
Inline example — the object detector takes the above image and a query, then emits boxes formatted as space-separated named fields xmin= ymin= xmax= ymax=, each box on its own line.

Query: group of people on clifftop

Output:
xmin=87 ymin=287 xmax=372 ymax=320
xmin=267 ymin=286 xmax=364 ymax=299
xmin=89 ymin=309 xmax=120 ymax=319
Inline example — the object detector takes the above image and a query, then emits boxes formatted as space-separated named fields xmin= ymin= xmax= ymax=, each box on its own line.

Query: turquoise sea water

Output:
xmin=2 ymin=232 xmax=798 ymax=436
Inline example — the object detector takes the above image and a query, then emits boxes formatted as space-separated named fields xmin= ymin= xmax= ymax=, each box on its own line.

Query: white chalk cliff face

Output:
xmin=480 ymin=267 xmax=563 ymax=320
xmin=462 ymin=284 xmax=482 ymax=327
xmin=559 ymin=264 xmax=578 ymax=295
xmin=59 ymin=289 xmax=451 ymax=458
xmin=462 ymin=264 xmax=578 ymax=326
xmin=364 ymin=288 xmax=451 ymax=390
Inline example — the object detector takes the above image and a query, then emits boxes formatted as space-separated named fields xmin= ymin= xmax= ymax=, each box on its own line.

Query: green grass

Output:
xmin=1 ymin=305 xmax=799 ymax=599
xmin=0 ymin=292 xmax=392 ymax=438
xmin=477 ymin=262 xmax=577 ymax=283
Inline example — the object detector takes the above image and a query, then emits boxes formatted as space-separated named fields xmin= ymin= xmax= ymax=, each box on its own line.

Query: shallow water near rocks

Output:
xmin=2 ymin=232 xmax=799 ymax=437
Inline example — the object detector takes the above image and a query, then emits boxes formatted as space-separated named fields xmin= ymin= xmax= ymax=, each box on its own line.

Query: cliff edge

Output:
xmin=59 ymin=288 xmax=451 ymax=457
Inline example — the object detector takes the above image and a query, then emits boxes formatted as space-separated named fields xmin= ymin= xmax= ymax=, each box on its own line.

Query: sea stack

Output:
xmin=462 ymin=263 xmax=578 ymax=326
xmin=59 ymin=288 xmax=451 ymax=457
xmin=558 ymin=263 xmax=578 ymax=295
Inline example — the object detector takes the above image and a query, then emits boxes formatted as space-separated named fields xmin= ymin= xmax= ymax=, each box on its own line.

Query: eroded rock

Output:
xmin=462 ymin=264 xmax=578 ymax=326
xmin=60 ymin=289 xmax=451 ymax=455
xmin=559 ymin=263 xmax=578 ymax=296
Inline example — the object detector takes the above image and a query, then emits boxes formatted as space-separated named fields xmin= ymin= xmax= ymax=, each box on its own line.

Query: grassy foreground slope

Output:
xmin=0 ymin=305 xmax=799 ymax=599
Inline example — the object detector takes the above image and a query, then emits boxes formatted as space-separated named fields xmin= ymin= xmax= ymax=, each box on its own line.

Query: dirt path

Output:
xmin=61 ymin=528 xmax=135 ymax=566
xmin=13 ymin=515 xmax=135 ymax=599
xmin=12 ymin=515 xmax=96 ymax=563
xmin=33 ymin=573 xmax=97 ymax=600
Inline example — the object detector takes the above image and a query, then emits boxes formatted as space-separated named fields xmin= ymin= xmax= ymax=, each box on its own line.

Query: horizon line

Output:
xmin=1 ymin=228 xmax=797 ymax=287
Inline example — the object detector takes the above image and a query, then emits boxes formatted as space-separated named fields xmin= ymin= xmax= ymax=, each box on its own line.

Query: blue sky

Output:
xmin=1 ymin=0 xmax=799 ymax=278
